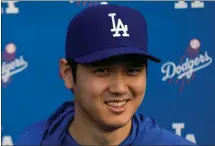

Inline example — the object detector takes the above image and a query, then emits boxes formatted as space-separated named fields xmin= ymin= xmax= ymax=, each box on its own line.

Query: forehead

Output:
xmin=85 ymin=55 xmax=147 ymax=66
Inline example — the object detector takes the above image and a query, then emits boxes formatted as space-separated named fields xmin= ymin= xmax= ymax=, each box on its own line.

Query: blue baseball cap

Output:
xmin=65 ymin=3 xmax=161 ymax=63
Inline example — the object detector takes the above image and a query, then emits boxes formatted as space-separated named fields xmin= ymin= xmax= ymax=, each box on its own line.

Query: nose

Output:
xmin=108 ymin=74 xmax=128 ymax=96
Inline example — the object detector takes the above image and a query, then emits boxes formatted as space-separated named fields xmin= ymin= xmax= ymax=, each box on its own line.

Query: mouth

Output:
xmin=104 ymin=99 xmax=130 ymax=113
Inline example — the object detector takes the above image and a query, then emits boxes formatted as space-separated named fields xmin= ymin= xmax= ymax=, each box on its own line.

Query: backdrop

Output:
xmin=2 ymin=1 xmax=215 ymax=145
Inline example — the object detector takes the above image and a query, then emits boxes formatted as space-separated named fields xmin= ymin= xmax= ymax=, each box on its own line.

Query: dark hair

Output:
xmin=67 ymin=59 xmax=78 ymax=84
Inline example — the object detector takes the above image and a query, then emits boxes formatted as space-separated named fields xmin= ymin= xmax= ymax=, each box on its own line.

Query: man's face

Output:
xmin=62 ymin=55 xmax=147 ymax=130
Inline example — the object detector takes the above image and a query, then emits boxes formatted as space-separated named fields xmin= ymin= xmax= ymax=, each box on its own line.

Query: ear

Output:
xmin=59 ymin=58 xmax=74 ymax=89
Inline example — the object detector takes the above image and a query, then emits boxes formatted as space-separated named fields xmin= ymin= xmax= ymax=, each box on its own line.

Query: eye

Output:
xmin=127 ymin=68 xmax=141 ymax=76
xmin=93 ymin=68 xmax=109 ymax=76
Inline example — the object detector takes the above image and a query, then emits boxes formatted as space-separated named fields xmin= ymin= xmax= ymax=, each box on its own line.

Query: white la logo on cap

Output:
xmin=108 ymin=13 xmax=129 ymax=37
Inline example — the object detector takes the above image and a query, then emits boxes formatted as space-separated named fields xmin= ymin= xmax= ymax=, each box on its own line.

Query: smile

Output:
xmin=107 ymin=100 xmax=126 ymax=107
xmin=105 ymin=99 xmax=130 ymax=113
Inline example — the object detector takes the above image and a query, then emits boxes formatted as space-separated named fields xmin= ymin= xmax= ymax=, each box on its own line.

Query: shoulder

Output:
xmin=15 ymin=121 xmax=47 ymax=145
xmin=156 ymin=128 xmax=197 ymax=145
xmin=134 ymin=115 xmax=197 ymax=145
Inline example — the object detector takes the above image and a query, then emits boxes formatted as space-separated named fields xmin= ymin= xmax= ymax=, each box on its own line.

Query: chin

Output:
xmin=102 ymin=117 xmax=131 ymax=130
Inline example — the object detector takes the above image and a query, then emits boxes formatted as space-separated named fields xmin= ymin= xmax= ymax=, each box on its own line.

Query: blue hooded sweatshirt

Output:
xmin=15 ymin=101 xmax=196 ymax=145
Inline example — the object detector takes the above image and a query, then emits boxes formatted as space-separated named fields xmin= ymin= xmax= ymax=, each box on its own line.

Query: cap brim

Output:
xmin=73 ymin=47 xmax=161 ymax=64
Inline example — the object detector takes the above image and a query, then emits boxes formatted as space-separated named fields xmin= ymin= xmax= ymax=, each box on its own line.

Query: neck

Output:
xmin=68 ymin=102 xmax=132 ymax=145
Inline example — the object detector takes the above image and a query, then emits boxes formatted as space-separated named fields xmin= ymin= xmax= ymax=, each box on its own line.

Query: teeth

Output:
xmin=107 ymin=100 xmax=127 ymax=107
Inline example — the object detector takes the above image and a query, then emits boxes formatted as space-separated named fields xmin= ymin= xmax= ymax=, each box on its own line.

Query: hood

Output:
xmin=40 ymin=101 xmax=161 ymax=145
xmin=41 ymin=101 xmax=75 ymax=145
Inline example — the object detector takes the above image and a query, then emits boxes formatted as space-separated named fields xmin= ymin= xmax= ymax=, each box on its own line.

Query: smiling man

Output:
xmin=15 ymin=3 xmax=196 ymax=145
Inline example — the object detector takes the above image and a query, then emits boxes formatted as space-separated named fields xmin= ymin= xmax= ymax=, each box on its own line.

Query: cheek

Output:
xmin=74 ymin=77 xmax=111 ymax=121
xmin=75 ymin=76 xmax=108 ymax=103
xmin=87 ymin=78 xmax=108 ymax=97
xmin=129 ymin=77 xmax=146 ymax=98
xmin=129 ymin=79 xmax=146 ymax=113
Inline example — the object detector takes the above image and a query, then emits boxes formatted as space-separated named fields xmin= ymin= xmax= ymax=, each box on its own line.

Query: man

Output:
xmin=15 ymin=3 xmax=196 ymax=145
